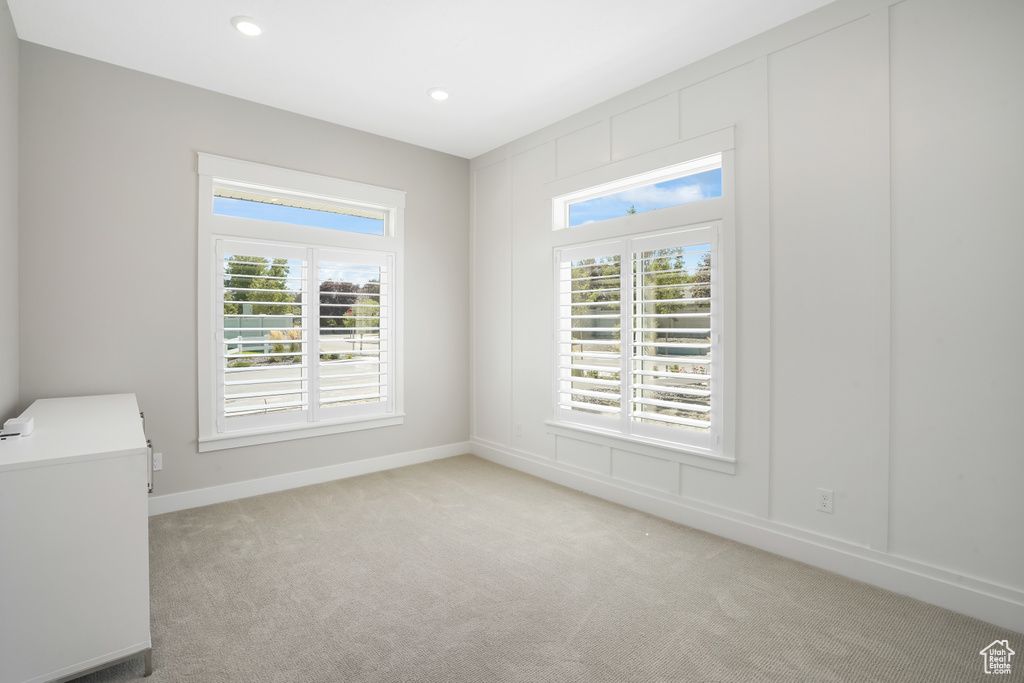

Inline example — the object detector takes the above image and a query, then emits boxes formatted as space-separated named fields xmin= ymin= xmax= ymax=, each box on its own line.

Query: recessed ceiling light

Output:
xmin=231 ymin=16 xmax=262 ymax=37
xmin=428 ymin=88 xmax=450 ymax=102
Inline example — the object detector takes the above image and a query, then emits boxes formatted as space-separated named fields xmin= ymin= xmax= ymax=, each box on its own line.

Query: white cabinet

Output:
xmin=0 ymin=394 xmax=152 ymax=683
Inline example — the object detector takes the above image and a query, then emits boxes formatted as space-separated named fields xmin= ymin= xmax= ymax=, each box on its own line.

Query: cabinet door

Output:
xmin=0 ymin=453 xmax=150 ymax=683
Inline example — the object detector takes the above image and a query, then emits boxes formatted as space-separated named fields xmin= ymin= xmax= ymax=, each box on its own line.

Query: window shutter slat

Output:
xmin=220 ymin=243 xmax=310 ymax=427
xmin=631 ymin=241 xmax=713 ymax=439
xmin=317 ymin=256 xmax=389 ymax=414
xmin=557 ymin=251 xmax=622 ymax=421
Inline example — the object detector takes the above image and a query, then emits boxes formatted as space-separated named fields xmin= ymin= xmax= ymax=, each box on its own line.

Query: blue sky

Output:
xmin=214 ymin=197 xmax=385 ymax=235
xmin=569 ymin=168 xmax=722 ymax=227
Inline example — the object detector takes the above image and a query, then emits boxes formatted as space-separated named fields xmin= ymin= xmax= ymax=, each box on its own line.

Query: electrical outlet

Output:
xmin=514 ymin=422 xmax=522 ymax=437
xmin=153 ymin=452 xmax=163 ymax=471
xmin=816 ymin=487 xmax=833 ymax=514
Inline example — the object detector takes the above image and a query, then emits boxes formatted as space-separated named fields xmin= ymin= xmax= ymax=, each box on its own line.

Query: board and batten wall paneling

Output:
xmin=556 ymin=120 xmax=611 ymax=178
xmin=472 ymin=159 xmax=513 ymax=446
xmin=612 ymin=449 xmax=681 ymax=496
xmin=556 ymin=436 xmax=611 ymax=476
xmin=611 ymin=94 xmax=680 ymax=161
xmin=767 ymin=11 xmax=890 ymax=548
xmin=511 ymin=143 xmax=558 ymax=459
xmin=888 ymin=0 xmax=1024 ymax=589
xmin=0 ymin=0 xmax=16 ymax=421
xmin=468 ymin=0 xmax=1023 ymax=630
xmin=678 ymin=64 xmax=760 ymax=143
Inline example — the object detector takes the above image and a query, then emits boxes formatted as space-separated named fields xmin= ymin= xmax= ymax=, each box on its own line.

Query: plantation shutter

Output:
xmin=555 ymin=243 xmax=624 ymax=427
xmin=317 ymin=249 xmax=393 ymax=419
xmin=629 ymin=227 xmax=717 ymax=451
xmin=554 ymin=225 xmax=720 ymax=454
xmin=218 ymin=240 xmax=310 ymax=431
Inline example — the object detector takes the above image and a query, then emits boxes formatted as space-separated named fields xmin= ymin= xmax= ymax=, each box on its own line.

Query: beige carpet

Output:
xmin=75 ymin=454 xmax=1020 ymax=682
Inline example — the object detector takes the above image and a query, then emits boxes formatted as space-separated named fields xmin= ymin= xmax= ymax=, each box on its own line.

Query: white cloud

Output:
xmin=319 ymin=266 xmax=381 ymax=285
xmin=618 ymin=184 xmax=706 ymax=206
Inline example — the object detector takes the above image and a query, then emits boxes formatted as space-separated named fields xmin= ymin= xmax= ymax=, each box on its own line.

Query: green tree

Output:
xmin=639 ymin=249 xmax=690 ymax=316
xmin=570 ymin=257 xmax=619 ymax=320
xmin=351 ymin=298 xmax=380 ymax=331
xmin=692 ymin=252 xmax=711 ymax=299
xmin=566 ymin=257 xmax=621 ymax=404
xmin=319 ymin=280 xmax=361 ymax=328
xmin=223 ymin=256 xmax=298 ymax=316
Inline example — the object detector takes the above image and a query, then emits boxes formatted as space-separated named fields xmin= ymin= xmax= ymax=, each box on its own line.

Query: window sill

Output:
xmin=199 ymin=414 xmax=405 ymax=453
xmin=544 ymin=421 xmax=735 ymax=475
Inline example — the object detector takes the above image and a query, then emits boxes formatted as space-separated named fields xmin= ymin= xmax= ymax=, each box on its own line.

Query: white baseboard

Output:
xmin=148 ymin=441 xmax=471 ymax=516
xmin=470 ymin=437 xmax=1024 ymax=635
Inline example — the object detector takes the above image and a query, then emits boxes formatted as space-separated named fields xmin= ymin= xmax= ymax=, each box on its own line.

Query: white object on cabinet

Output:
xmin=0 ymin=394 xmax=152 ymax=683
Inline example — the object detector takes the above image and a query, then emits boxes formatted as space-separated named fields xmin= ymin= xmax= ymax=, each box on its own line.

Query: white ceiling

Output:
xmin=7 ymin=0 xmax=836 ymax=159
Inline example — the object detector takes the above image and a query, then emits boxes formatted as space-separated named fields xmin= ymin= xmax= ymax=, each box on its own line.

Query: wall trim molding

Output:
xmin=470 ymin=437 xmax=1024 ymax=634
xmin=469 ymin=0 xmax=899 ymax=170
xmin=148 ymin=441 xmax=471 ymax=516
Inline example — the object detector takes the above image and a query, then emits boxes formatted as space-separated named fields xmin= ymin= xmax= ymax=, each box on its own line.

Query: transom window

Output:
xmin=214 ymin=185 xmax=386 ymax=235
xmin=554 ymin=154 xmax=722 ymax=230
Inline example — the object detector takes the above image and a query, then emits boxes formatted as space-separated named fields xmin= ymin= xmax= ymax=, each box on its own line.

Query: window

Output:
xmin=214 ymin=187 xmax=386 ymax=235
xmin=555 ymin=225 xmax=721 ymax=456
xmin=549 ymin=142 xmax=734 ymax=465
xmin=198 ymin=155 xmax=404 ymax=451
xmin=553 ymin=153 xmax=722 ymax=231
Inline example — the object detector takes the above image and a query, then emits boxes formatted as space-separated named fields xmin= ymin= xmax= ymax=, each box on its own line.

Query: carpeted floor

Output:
xmin=75 ymin=454 xmax=1020 ymax=682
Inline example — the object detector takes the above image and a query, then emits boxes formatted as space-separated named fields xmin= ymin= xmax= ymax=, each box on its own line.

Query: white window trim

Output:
xmin=197 ymin=154 xmax=405 ymax=452
xmin=545 ymin=131 xmax=736 ymax=471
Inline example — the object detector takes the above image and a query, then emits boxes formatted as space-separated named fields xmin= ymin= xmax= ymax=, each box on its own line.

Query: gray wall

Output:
xmin=469 ymin=0 xmax=1024 ymax=626
xmin=18 ymin=43 xmax=470 ymax=495
xmin=0 ymin=0 xmax=17 ymax=421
